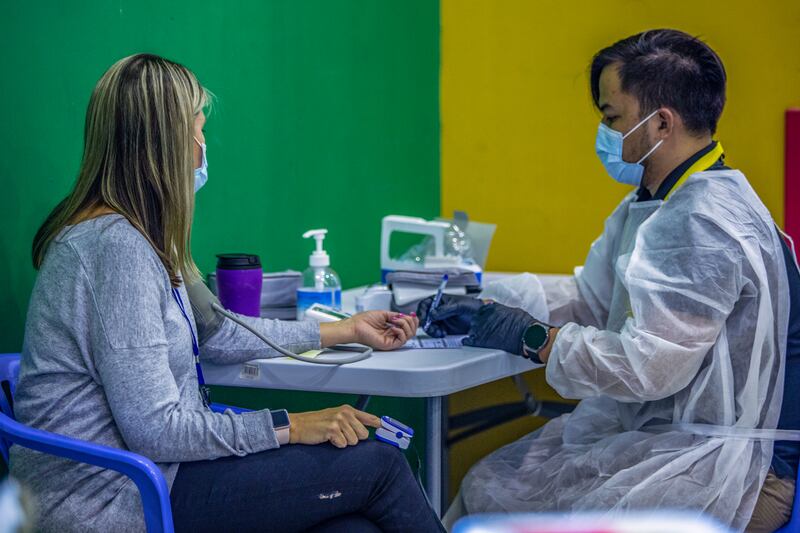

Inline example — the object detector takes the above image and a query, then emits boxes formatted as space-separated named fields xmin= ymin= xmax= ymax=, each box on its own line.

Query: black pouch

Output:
xmin=386 ymin=269 xmax=481 ymax=314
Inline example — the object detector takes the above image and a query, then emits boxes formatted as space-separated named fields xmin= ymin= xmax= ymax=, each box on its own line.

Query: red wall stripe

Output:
xmin=786 ymin=109 xmax=800 ymax=239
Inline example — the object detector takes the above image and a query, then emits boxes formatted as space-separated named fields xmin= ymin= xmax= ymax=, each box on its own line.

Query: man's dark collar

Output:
xmin=635 ymin=141 xmax=727 ymax=202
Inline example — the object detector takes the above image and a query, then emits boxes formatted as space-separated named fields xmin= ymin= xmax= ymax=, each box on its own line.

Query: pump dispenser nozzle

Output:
xmin=303 ymin=229 xmax=330 ymax=268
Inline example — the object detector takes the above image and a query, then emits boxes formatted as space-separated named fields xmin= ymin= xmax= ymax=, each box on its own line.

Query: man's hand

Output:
xmin=288 ymin=405 xmax=381 ymax=448
xmin=416 ymin=294 xmax=483 ymax=338
xmin=463 ymin=302 xmax=535 ymax=356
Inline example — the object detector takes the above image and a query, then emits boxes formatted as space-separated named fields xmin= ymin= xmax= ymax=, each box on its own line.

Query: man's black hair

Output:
xmin=590 ymin=29 xmax=727 ymax=134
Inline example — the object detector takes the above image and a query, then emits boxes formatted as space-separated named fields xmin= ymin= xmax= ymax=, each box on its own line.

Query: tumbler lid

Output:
xmin=216 ymin=253 xmax=262 ymax=270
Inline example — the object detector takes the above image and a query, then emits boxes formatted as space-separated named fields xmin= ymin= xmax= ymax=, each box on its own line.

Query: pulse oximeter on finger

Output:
xmin=375 ymin=416 xmax=414 ymax=450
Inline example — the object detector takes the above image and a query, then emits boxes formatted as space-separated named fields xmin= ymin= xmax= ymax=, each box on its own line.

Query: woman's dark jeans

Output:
xmin=171 ymin=439 xmax=444 ymax=532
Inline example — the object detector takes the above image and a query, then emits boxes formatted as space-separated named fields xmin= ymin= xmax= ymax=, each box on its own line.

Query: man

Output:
xmin=419 ymin=29 xmax=799 ymax=532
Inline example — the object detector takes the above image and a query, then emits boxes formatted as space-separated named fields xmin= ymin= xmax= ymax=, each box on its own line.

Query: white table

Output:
xmin=203 ymin=280 xmax=548 ymax=515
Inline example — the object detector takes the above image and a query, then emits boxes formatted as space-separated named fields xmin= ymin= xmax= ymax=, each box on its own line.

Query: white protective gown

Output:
xmin=463 ymin=169 xmax=791 ymax=531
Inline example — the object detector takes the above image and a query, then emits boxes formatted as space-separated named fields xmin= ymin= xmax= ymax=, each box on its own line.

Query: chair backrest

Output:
xmin=0 ymin=354 xmax=21 ymax=463
xmin=775 ymin=467 xmax=800 ymax=532
xmin=0 ymin=353 xmax=19 ymax=417
xmin=0 ymin=351 xmax=174 ymax=531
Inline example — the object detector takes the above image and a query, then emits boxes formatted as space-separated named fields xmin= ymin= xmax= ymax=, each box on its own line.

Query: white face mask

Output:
xmin=193 ymin=137 xmax=208 ymax=192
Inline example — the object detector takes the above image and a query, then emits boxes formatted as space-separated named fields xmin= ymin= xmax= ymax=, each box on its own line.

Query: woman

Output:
xmin=11 ymin=54 xmax=442 ymax=533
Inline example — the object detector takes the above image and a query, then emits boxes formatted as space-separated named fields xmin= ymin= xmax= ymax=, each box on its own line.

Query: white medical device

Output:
xmin=355 ymin=284 xmax=394 ymax=312
xmin=304 ymin=302 xmax=352 ymax=323
xmin=375 ymin=416 xmax=414 ymax=450
xmin=381 ymin=215 xmax=482 ymax=274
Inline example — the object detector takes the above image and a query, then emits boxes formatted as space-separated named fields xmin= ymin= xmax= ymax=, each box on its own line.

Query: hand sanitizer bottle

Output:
xmin=297 ymin=229 xmax=342 ymax=321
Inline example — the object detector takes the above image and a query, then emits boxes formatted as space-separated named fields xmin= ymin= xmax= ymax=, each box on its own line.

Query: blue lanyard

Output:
xmin=171 ymin=287 xmax=211 ymax=407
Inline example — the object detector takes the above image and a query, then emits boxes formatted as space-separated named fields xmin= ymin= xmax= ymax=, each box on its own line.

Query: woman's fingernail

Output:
xmin=410 ymin=312 xmax=417 ymax=317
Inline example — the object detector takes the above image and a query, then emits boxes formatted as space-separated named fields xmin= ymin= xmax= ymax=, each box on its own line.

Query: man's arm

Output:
xmin=544 ymin=242 xmax=742 ymax=402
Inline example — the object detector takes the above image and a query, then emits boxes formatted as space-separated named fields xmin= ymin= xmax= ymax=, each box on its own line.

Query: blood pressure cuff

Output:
xmin=185 ymin=279 xmax=225 ymax=344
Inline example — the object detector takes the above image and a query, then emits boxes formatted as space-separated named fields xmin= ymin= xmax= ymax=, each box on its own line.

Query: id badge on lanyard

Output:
xmin=171 ymin=287 xmax=211 ymax=407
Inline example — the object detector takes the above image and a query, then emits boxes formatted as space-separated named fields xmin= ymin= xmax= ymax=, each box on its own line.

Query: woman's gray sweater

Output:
xmin=10 ymin=214 xmax=321 ymax=531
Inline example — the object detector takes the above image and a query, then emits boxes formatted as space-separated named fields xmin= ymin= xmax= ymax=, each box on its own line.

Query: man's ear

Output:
xmin=656 ymin=108 xmax=676 ymax=139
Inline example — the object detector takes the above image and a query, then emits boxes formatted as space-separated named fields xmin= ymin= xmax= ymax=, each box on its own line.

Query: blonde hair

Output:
xmin=32 ymin=53 xmax=210 ymax=287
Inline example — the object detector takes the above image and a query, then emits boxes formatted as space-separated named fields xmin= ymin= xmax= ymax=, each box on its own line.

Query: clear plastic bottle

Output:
xmin=296 ymin=229 xmax=342 ymax=320
xmin=397 ymin=220 xmax=473 ymax=265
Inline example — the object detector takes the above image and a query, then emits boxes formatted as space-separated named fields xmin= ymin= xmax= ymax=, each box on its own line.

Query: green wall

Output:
xmin=0 ymin=0 xmax=440 ymax=353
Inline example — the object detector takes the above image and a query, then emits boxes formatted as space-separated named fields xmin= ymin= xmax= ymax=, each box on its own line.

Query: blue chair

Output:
xmin=0 ymin=353 xmax=248 ymax=533
xmin=775 ymin=466 xmax=800 ymax=532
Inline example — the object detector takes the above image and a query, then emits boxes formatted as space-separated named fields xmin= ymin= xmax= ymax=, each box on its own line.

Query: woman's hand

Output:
xmin=320 ymin=311 xmax=418 ymax=351
xmin=288 ymin=404 xmax=381 ymax=448
xmin=352 ymin=311 xmax=418 ymax=350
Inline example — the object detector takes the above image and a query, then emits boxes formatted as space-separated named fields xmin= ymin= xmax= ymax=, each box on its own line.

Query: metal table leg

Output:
xmin=354 ymin=394 xmax=370 ymax=411
xmin=441 ymin=395 xmax=449 ymax=511
xmin=426 ymin=396 xmax=443 ymax=516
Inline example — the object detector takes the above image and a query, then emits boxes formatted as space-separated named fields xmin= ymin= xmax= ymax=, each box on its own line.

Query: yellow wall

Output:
xmin=441 ymin=0 xmax=800 ymax=499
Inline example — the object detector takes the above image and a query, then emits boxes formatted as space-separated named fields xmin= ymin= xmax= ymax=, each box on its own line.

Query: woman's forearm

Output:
xmin=200 ymin=315 xmax=321 ymax=364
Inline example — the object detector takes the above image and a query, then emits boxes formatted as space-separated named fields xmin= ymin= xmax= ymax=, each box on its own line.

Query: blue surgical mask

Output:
xmin=193 ymin=137 xmax=208 ymax=192
xmin=595 ymin=109 xmax=663 ymax=186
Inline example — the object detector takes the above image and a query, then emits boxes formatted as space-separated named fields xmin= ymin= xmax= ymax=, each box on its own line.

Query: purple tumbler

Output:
xmin=215 ymin=254 xmax=263 ymax=317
